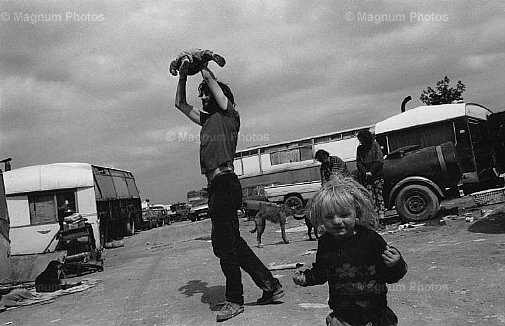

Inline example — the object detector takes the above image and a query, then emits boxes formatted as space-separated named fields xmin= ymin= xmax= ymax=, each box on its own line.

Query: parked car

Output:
xmin=187 ymin=189 xmax=209 ymax=222
xmin=150 ymin=205 xmax=170 ymax=226
xmin=170 ymin=203 xmax=190 ymax=222
xmin=141 ymin=207 xmax=157 ymax=230
xmin=165 ymin=205 xmax=177 ymax=224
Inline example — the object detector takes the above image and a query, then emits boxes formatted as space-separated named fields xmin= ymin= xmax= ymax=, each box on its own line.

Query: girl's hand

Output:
xmin=292 ymin=271 xmax=306 ymax=286
xmin=382 ymin=246 xmax=401 ymax=267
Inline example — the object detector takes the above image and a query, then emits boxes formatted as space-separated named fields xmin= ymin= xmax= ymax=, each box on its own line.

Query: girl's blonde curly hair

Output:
xmin=307 ymin=176 xmax=378 ymax=234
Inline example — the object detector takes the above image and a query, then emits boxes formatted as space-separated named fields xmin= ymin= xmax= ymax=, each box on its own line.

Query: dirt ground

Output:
xmin=1 ymin=198 xmax=505 ymax=326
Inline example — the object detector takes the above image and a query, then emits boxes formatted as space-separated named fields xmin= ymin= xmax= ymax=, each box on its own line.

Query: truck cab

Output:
xmin=382 ymin=142 xmax=462 ymax=221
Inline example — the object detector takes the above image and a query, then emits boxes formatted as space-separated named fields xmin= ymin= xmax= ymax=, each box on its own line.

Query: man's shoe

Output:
xmin=256 ymin=287 xmax=285 ymax=305
xmin=216 ymin=301 xmax=244 ymax=322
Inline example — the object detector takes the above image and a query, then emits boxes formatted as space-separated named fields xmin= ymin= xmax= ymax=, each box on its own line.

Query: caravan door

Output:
xmin=467 ymin=117 xmax=499 ymax=185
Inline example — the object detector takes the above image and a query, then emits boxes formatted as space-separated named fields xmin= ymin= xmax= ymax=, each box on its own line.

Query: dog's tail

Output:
xmin=250 ymin=224 xmax=257 ymax=233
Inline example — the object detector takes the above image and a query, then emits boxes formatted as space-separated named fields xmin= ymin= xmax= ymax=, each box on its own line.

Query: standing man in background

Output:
xmin=356 ymin=129 xmax=385 ymax=229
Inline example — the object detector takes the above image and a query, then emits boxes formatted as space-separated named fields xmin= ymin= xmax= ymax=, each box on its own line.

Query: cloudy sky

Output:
xmin=1 ymin=0 xmax=505 ymax=204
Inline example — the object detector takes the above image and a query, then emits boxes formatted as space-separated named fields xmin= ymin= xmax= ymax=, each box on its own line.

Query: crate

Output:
xmin=470 ymin=187 xmax=505 ymax=206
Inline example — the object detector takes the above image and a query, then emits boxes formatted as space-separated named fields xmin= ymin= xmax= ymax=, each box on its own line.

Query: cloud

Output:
xmin=2 ymin=0 xmax=505 ymax=203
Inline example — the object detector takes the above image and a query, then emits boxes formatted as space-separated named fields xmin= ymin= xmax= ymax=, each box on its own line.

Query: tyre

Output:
xmin=284 ymin=195 xmax=304 ymax=212
xmin=395 ymin=184 xmax=439 ymax=222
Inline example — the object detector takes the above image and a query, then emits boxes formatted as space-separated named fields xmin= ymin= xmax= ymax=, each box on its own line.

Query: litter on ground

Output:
xmin=0 ymin=279 xmax=101 ymax=312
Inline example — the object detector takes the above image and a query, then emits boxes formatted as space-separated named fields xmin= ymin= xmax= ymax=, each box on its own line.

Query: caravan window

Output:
xmin=28 ymin=190 xmax=76 ymax=226
xmin=268 ymin=143 xmax=313 ymax=165
xmin=29 ymin=193 xmax=57 ymax=225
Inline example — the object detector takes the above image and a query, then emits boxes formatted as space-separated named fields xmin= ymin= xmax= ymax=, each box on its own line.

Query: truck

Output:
xmin=3 ymin=163 xmax=142 ymax=255
xmin=382 ymin=142 xmax=462 ymax=221
xmin=375 ymin=101 xmax=505 ymax=221
xmin=187 ymin=189 xmax=209 ymax=222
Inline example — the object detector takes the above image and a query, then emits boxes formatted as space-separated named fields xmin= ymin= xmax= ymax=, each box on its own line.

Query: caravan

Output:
xmin=4 ymin=163 xmax=141 ymax=256
xmin=375 ymin=102 xmax=505 ymax=193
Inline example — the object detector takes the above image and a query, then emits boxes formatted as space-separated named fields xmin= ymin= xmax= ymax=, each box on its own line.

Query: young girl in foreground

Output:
xmin=293 ymin=177 xmax=407 ymax=326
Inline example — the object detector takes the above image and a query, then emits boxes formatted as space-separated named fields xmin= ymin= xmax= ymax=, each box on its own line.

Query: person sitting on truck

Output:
xmin=315 ymin=149 xmax=351 ymax=186
xmin=173 ymin=58 xmax=284 ymax=322
xmin=356 ymin=129 xmax=385 ymax=228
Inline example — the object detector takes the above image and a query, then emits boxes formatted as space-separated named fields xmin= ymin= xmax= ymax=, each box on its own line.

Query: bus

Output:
xmin=233 ymin=125 xmax=372 ymax=210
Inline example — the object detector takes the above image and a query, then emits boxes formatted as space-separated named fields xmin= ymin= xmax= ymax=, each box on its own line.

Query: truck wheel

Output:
xmin=395 ymin=185 xmax=439 ymax=222
xmin=284 ymin=195 xmax=303 ymax=212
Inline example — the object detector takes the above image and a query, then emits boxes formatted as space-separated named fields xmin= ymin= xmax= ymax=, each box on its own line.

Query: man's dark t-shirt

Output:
xmin=199 ymin=106 xmax=240 ymax=174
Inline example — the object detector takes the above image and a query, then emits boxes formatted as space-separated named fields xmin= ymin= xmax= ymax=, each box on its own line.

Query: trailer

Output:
xmin=375 ymin=102 xmax=505 ymax=193
xmin=3 ymin=163 xmax=141 ymax=256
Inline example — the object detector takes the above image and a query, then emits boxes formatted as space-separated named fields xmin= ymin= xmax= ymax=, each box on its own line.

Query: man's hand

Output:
xmin=292 ymin=271 xmax=307 ymax=286
xmin=382 ymin=246 xmax=401 ymax=267
xmin=179 ymin=58 xmax=190 ymax=78
xmin=200 ymin=66 xmax=215 ymax=80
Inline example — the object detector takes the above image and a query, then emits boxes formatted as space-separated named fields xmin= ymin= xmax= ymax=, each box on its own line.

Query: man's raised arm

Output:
xmin=174 ymin=64 xmax=201 ymax=125
xmin=201 ymin=67 xmax=231 ymax=111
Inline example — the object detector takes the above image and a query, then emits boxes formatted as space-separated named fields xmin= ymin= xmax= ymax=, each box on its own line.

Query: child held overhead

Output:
xmin=169 ymin=48 xmax=226 ymax=76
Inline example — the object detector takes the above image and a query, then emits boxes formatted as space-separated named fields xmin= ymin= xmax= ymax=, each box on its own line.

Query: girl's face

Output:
xmin=320 ymin=205 xmax=357 ymax=239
